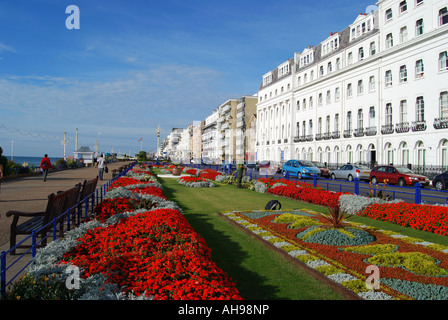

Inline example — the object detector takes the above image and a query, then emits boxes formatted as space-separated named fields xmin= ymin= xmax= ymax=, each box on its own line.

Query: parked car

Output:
xmin=311 ymin=161 xmax=330 ymax=178
xmin=330 ymin=164 xmax=371 ymax=181
xmin=369 ymin=165 xmax=430 ymax=187
xmin=432 ymin=171 xmax=448 ymax=190
xmin=282 ymin=159 xmax=321 ymax=179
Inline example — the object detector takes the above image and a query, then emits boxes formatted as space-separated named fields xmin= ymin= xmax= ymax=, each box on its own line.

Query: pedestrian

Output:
xmin=96 ymin=153 xmax=105 ymax=180
xmin=40 ymin=154 xmax=52 ymax=181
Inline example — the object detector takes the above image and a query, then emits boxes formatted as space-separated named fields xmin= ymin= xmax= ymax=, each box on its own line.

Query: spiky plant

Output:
xmin=319 ymin=205 xmax=352 ymax=228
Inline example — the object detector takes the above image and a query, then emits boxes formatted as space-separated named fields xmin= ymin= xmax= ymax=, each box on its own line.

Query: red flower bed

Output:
xmin=62 ymin=209 xmax=242 ymax=300
xmin=129 ymin=186 xmax=167 ymax=200
xmin=178 ymin=176 xmax=207 ymax=183
xmin=185 ymin=169 xmax=199 ymax=176
xmin=268 ymin=185 xmax=343 ymax=207
xmin=112 ymin=177 xmax=147 ymax=188
xmin=94 ymin=197 xmax=141 ymax=223
xmin=360 ymin=202 xmax=448 ymax=236
xmin=199 ymin=169 xmax=222 ymax=181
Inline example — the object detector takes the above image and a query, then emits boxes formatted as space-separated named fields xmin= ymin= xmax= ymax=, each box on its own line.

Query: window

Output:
xmin=319 ymin=66 xmax=324 ymax=76
xmin=347 ymin=83 xmax=353 ymax=97
xmin=348 ymin=52 xmax=353 ymax=64
xmin=318 ymin=93 xmax=323 ymax=105
xmin=439 ymin=51 xmax=448 ymax=71
xmin=440 ymin=91 xmax=448 ymax=118
xmin=335 ymin=114 xmax=340 ymax=131
xmin=310 ymin=70 xmax=314 ymax=81
xmin=304 ymin=73 xmax=308 ymax=83
xmin=369 ymin=76 xmax=376 ymax=91
xmin=326 ymin=116 xmax=331 ymax=133
xmin=416 ymin=0 xmax=423 ymax=6
xmin=370 ymin=42 xmax=376 ymax=55
xmin=347 ymin=111 xmax=352 ymax=130
xmin=386 ymin=33 xmax=393 ymax=49
xmin=386 ymin=103 xmax=393 ymax=125
xmin=357 ymin=80 xmax=364 ymax=95
xmin=416 ymin=96 xmax=425 ymax=122
xmin=327 ymin=62 xmax=332 ymax=74
xmin=369 ymin=106 xmax=376 ymax=127
xmin=399 ymin=1 xmax=407 ymax=13
xmin=399 ymin=65 xmax=408 ymax=83
xmin=326 ymin=90 xmax=331 ymax=104
xmin=309 ymin=120 xmax=313 ymax=135
xmin=358 ymin=47 xmax=364 ymax=61
xmin=385 ymin=70 xmax=392 ymax=87
xmin=386 ymin=8 xmax=393 ymax=21
xmin=303 ymin=98 xmax=306 ymax=110
xmin=296 ymin=100 xmax=300 ymax=111
xmin=415 ymin=59 xmax=424 ymax=78
xmin=357 ymin=109 xmax=364 ymax=129
xmin=400 ymin=26 xmax=408 ymax=43
xmin=400 ymin=100 xmax=407 ymax=122
xmin=335 ymin=87 xmax=340 ymax=101
xmin=336 ymin=58 xmax=341 ymax=70
xmin=309 ymin=96 xmax=313 ymax=108
xmin=440 ymin=8 xmax=448 ymax=26
xmin=298 ymin=76 xmax=302 ymax=85
xmin=416 ymin=19 xmax=424 ymax=36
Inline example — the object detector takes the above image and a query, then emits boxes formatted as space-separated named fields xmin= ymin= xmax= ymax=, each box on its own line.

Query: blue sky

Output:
xmin=0 ymin=0 xmax=376 ymax=158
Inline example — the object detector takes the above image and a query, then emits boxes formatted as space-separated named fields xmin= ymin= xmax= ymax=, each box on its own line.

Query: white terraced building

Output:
xmin=255 ymin=0 xmax=448 ymax=171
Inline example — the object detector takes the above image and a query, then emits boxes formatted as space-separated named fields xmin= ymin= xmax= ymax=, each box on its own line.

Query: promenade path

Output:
xmin=0 ymin=161 xmax=133 ymax=250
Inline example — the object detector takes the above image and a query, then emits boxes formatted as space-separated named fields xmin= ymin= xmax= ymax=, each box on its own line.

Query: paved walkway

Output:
xmin=0 ymin=161 xmax=133 ymax=249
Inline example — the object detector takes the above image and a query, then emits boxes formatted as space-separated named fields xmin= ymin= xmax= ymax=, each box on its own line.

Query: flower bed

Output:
xmin=268 ymin=184 xmax=343 ymax=207
xmin=360 ymin=202 xmax=448 ymax=236
xmin=199 ymin=169 xmax=223 ymax=181
xmin=6 ymin=163 xmax=240 ymax=300
xmin=221 ymin=209 xmax=448 ymax=300
xmin=177 ymin=176 xmax=215 ymax=188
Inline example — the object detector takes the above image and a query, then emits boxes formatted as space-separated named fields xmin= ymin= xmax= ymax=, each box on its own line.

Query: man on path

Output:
xmin=40 ymin=154 xmax=52 ymax=182
xmin=96 ymin=154 xmax=105 ymax=180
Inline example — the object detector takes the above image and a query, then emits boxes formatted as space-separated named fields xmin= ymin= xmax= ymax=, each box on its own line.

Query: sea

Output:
xmin=4 ymin=156 xmax=62 ymax=167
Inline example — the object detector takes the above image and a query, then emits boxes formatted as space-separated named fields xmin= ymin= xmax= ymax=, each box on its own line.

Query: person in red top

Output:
xmin=40 ymin=154 xmax=52 ymax=181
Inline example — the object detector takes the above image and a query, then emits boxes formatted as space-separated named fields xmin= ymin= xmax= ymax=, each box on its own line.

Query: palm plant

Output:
xmin=319 ymin=204 xmax=352 ymax=228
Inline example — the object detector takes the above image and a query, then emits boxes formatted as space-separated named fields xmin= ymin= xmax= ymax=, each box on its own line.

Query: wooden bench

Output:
xmin=6 ymin=184 xmax=81 ymax=255
xmin=74 ymin=176 xmax=98 ymax=224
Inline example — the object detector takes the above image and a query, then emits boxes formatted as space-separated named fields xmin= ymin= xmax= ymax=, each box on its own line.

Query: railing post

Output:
xmin=53 ymin=218 xmax=57 ymax=241
xmin=1 ymin=251 xmax=6 ymax=295
xmin=286 ymin=171 xmax=289 ymax=180
xmin=32 ymin=230 xmax=37 ymax=258
xmin=313 ymin=174 xmax=317 ymax=187
xmin=354 ymin=178 xmax=359 ymax=195
xmin=415 ymin=183 xmax=422 ymax=204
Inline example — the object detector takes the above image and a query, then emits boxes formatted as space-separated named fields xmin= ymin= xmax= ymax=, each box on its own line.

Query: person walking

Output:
xmin=96 ymin=153 xmax=105 ymax=180
xmin=40 ymin=154 xmax=52 ymax=181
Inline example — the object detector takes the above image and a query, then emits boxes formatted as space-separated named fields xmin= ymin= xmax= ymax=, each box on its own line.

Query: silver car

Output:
xmin=330 ymin=164 xmax=371 ymax=181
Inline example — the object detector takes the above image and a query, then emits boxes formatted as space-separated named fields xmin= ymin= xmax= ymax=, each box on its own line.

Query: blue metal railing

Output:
xmin=0 ymin=162 xmax=136 ymax=295
xmin=176 ymin=163 xmax=448 ymax=206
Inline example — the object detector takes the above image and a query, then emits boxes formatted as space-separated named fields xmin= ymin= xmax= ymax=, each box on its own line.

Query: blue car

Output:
xmin=282 ymin=160 xmax=321 ymax=179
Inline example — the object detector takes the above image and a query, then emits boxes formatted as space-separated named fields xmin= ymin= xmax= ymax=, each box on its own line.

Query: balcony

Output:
xmin=434 ymin=117 xmax=448 ymax=129
xmin=365 ymin=126 xmax=377 ymax=136
xmin=411 ymin=120 xmax=427 ymax=132
xmin=395 ymin=122 xmax=410 ymax=133
xmin=306 ymin=135 xmax=314 ymax=142
xmin=323 ymin=132 xmax=331 ymax=140
xmin=284 ymin=138 xmax=288 ymax=143
xmin=331 ymin=131 xmax=340 ymax=139
xmin=343 ymin=129 xmax=352 ymax=138
xmin=381 ymin=124 xmax=394 ymax=135
xmin=353 ymin=128 xmax=364 ymax=137
xmin=315 ymin=133 xmax=323 ymax=141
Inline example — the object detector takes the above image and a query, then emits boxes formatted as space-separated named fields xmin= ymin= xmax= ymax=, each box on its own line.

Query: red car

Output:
xmin=312 ymin=161 xmax=330 ymax=178
xmin=370 ymin=165 xmax=430 ymax=187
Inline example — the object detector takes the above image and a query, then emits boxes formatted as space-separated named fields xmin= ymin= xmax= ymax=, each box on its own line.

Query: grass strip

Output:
xmin=157 ymin=173 xmax=344 ymax=300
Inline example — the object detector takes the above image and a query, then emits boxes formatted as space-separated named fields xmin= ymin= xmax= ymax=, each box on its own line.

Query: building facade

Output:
xmin=256 ymin=0 xmax=448 ymax=170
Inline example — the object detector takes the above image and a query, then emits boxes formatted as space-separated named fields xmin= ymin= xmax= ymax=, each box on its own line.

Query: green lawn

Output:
xmin=157 ymin=173 xmax=344 ymax=300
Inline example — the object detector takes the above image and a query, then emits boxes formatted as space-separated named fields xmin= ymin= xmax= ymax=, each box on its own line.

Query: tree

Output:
xmin=137 ymin=151 xmax=148 ymax=162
